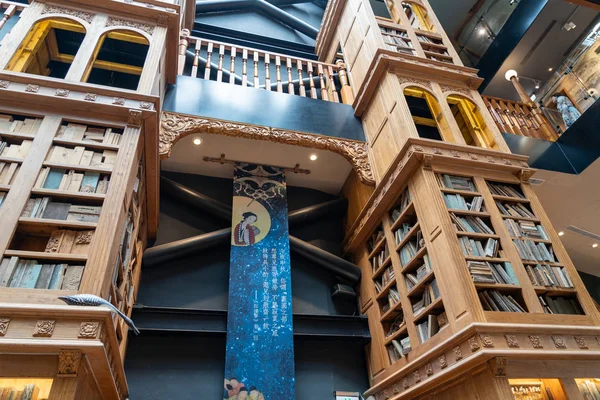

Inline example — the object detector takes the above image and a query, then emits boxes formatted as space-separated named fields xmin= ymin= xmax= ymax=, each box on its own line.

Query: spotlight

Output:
xmin=478 ymin=27 xmax=486 ymax=36
xmin=193 ymin=138 xmax=202 ymax=145
xmin=593 ymin=244 xmax=598 ymax=248
xmin=309 ymin=154 xmax=318 ymax=161
xmin=548 ymin=68 xmax=553 ymax=72
xmin=558 ymin=231 xmax=564 ymax=236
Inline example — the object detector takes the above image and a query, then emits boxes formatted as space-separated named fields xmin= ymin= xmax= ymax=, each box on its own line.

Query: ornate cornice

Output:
xmin=159 ymin=111 xmax=375 ymax=185
xmin=106 ymin=17 xmax=155 ymax=36
xmin=42 ymin=4 xmax=95 ymax=24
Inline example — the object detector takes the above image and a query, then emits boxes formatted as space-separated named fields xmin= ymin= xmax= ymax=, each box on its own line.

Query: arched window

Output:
xmin=404 ymin=86 xmax=453 ymax=142
xmin=83 ymin=29 xmax=149 ymax=90
xmin=6 ymin=18 xmax=86 ymax=78
xmin=402 ymin=1 xmax=434 ymax=32
xmin=447 ymin=95 xmax=498 ymax=150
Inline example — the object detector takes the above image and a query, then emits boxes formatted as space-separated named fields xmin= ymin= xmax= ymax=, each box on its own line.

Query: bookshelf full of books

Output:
xmin=378 ymin=20 xmax=416 ymax=56
xmin=0 ymin=113 xmax=41 ymax=193
xmin=487 ymin=180 xmax=584 ymax=316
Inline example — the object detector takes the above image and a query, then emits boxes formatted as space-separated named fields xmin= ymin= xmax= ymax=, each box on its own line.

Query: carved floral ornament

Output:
xmin=106 ymin=17 xmax=154 ymax=36
xmin=159 ymin=112 xmax=375 ymax=185
xmin=42 ymin=4 xmax=95 ymax=24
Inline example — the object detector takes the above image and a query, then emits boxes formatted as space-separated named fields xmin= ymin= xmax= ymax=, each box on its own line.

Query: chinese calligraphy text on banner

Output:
xmin=224 ymin=163 xmax=295 ymax=400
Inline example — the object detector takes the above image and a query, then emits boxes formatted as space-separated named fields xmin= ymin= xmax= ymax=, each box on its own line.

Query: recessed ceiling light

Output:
xmin=478 ymin=27 xmax=486 ymax=36
xmin=548 ymin=68 xmax=553 ymax=71
xmin=193 ymin=138 xmax=202 ymax=145
xmin=593 ymin=243 xmax=598 ymax=248
xmin=309 ymin=153 xmax=318 ymax=161
xmin=558 ymin=231 xmax=564 ymax=236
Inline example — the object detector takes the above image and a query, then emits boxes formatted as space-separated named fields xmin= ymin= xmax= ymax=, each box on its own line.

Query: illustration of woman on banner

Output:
xmin=234 ymin=212 xmax=261 ymax=246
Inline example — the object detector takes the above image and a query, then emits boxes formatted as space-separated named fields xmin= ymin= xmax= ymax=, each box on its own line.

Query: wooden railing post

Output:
xmin=0 ymin=5 xmax=16 ymax=32
xmin=336 ymin=59 xmax=354 ymax=105
xmin=178 ymin=29 xmax=190 ymax=76
xmin=508 ymin=76 xmax=558 ymax=141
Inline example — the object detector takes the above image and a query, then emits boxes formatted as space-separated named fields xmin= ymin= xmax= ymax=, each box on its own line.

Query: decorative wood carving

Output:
xmin=25 ymin=84 xmax=39 ymax=93
xmin=453 ymin=346 xmax=462 ymax=361
xmin=79 ymin=322 xmax=100 ymax=338
xmin=0 ymin=80 xmax=9 ymax=89
xmin=45 ymin=234 xmax=61 ymax=252
xmin=398 ymin=75 xmax=433 ymax=91
xmin=519 ymin=168 xmax=533 ymax=183
xmin=113 ymin=97 xmax=126 ymax=105
xmin=106 ymin=17 xmax=154 ymax=35
xmin=438 ymin=354 xmax=447 ymax=369
xmin=468 ymin=152 xmax=478 ymax=160
xmin=75 ymin=231 xmax=93 ymax=244
xmin=413 ymin=370 xmax=421 ymax=383
xmin=552 ymin=336 xmax=567 ymax=349
xmin=490 ymin=357 xmax=508 ymax=377
xmin=140 ymin=101 xmax=153 ymax=110
xmin=422 ymin=154 xmax=433 ymax=170
xmin=574 ymin=336 xmax=588 ymax=349
xmin=403 ymin=377 xmax=409 ymax=389
xmin=55 ymin=88 xmax=69 ymax=97
xmin=0 ymin=318 xmax=9 ymax=336
xmin=505 ymin=334 xmax=519 ymax=348
xmin=42 ymin=4 xmax=95 ymax=23
xmin=529 ymin=335 xmax=543 ymax=348
xmin=33 ymin=320 xmax=55 ymax=337
xmin=480 ymin=334 xmax=494 ymax=348
xmin=159 ymin=112 xmax=375 ymax=185
xmin=438 ymin=84 xmax=472 ymax=98
xmin=469 ymin=336 xmax=480 ymax=352
xmin=84 ymin=93 xmax=97 ymax=101
xmin=58 ymin=349 xmax=82 ymax=376
xmin=128 ymin=109 xmax=143 ymax=126
xmin=425 ymin=363 xmax=434 ymax=377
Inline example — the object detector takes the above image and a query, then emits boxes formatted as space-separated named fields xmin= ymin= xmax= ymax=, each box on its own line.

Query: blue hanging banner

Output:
xmin=224 ymin=163 xmax=295 ymax=400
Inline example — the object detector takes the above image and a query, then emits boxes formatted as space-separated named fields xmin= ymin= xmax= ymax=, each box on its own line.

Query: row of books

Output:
xmin=390 ymin=188 xmax=411 ymax=223
xmin=526 ymin=264 xmax=573 ymax=288
xmin=22 ymin=197 xmax=102 ymax=223
xmin=387 ymin=336 xmax=412 ymax=363
xmin=46 ymin=145 xmax=117 ymax=169
xmin=374 ymin=265 xmax=395 ymax=293
xmin=35 ymin=168 xmax=110 ymax=194
xmin=479 ymin=290 xmax=526 ymax=312
xmin=487 ymin=182 xmax=525 ymax=199
xmin=0 ymin=114 xmax=41 ymax=133
xmin=539 ymin=295 xmax=583 ymax=315
xmin=513 ymin=239 xmax=556 ymax=262
xmin=578 ymin=380 xmax=600 ymax=399
xmin=368 ymin=227 xmax=385 ymax=252
xmin=381 ymin=288 xmax=401 ymax=314
xmin=405 ymin=254 xmax=432 ymax=290
xmin=385 ymin=313 xmax=404 ymax=338
xmin=468 ymin=261 xmax=518 ymax=285
xmin=371 ymin=243 xmax=390 ymax=273
xmin=393 ymin=222 xmax=417 ymax=245
xmin=416 ymin=34 xmax=444 ymax=45
xmin=504 ymin=219 xmax=548 ymax=240
xmin=459 ymin=237 xmax=499 ymax=258
xmin=0 ymin=139 xmax=32 ymax=158
xmin=57 ymin=123 xmax=123 ymax=145
xmin=443 ymin=193 xmax=484 ymax=212
xmin=398 ymin=239 xmax=424 ymax=267
xmin=416 ymin=313 xmax=442 ymax=343
xmin=0 ymin=257 xmax=83 ymax=290
xmin=450 ymin=213 xmax=494 ymax=234
xmin=496 ymin=201 xmax=535 ymax=219
xmin=0 ymin=384 xmax=41 ymax=400
xmin=437 ymin=174 xmax=476 ymax=192
xmin=412 ymin=279 xmax=439 ymax=317
xmin=45 ymin=229 xmax=94 ymax=255
xmin=0 ymin=162 xmax=19 ymax=185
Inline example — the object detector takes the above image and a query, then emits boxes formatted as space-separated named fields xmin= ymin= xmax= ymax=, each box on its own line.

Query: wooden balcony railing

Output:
xmin=178 ymin=30 xmax=353 ymax=104
xmin=483 ymin=96 xmax=559 ymax=141
xmin=0 ymin=0 xmax=27 ymax=32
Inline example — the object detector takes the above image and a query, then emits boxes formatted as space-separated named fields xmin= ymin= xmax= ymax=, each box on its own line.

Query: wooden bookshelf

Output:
xmin=42 ymin=162 xmax=113 ymax=174
xmin=4 ymin=250 xmax=88 ymax=262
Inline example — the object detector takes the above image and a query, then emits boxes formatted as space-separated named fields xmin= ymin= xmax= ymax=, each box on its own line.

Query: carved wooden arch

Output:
xmin=159 ymin=111 xmax=376 ymax=185
xmin=40 ymin=4 xmax=95 ymax=27
xmin=100 ymin=22 xmax=155 ymax=41
xmin=441 ymin=87 xmax=477 ymax=104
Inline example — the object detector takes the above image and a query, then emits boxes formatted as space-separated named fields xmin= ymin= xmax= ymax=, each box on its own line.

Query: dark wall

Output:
xmin=125 ymin=334 xmax=369 ymax=400
xmin=579 ymin=270 xmax=600 ymax=305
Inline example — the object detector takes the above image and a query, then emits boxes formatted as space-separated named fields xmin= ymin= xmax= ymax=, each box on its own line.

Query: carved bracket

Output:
xmin=58 ymin=349 xmax=82 ymax=376
xmin=159 ymin=111 xmax=375 ymax=185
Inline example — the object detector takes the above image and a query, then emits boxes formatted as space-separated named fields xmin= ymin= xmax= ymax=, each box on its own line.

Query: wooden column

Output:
xmin=0 ymin=5 xmax=16 ymax=31
xmin=336 ymin=60 xmax=354 ymax=105
xmin=472 ymin=361 xmax=515 ymax=400
xmin=138 ymin=25 xmax=167 ymax=94
xmin=64 ymin=15 xmax=109 ymax=82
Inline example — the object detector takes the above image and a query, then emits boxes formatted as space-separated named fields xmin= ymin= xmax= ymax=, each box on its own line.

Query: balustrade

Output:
xmin=0 ymin=1 xmax=27 ymax=34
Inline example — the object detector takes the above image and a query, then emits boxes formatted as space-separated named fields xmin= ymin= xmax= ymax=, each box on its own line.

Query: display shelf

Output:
xmin=474 ymin=283 xmax=521 ymax=291
xmin=400 ymin=246 xmax=428 ymax=273
xmin=372 ymin=256 xmax=393 ymax=278
xmin=389 ymin=202 xmax=415 ymax=231
xmin=393 ymin=222 xmax=420 ymax=251
xmin=501 ymin=214 xmax=540 ymax=223
xmin=0 ymin=156 xmax=23 ymax=164
xmin=380 ymin=300 xmax=404 ymax=322
xmin=440 ymin=188 xmax=481 ymax=196
xmin=384 ymin=323 xmax=408 ymax=344
xmin=412 ymin=297 xmax=444 ymax=322
xmin=492 ymin=194 xmax=530 ymax=203
xmin=376 ymin=277 xmax=397 ymax=300
xmin=448 ymin=209 xmax=490 ymax=217
xmin=31 ymin=188 xmax=106 ymax=201
xmin=455 ymin=231 xmax=500 ymax=239
xmin=0 ymin=131 xmax=36 ymax=140
xmin=510 ymin=237 xmax=552 ymax=244
xmin=0 ymin=184 xmax=10 ymax=191
xmin=4 ymin=249 xmax=88 ymax=262
xmin=42 ymin=161 xmax=113 ymax=174
xmin=53 ymin=137 xmax=120 ymax=151
xmin=406 ymin=270 xmax=435 ymax=298
xmin=533 ymin=286 xmax=578 ymax=296
xmin=521 ymin=261 xmax=562 ymax=267
xmin=18 ymin=217 xmax=97 ymax=230
xmin=368 ymin=236 xmax=387 ymax=259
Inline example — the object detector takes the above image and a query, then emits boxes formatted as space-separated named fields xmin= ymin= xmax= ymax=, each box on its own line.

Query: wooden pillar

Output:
xmin=509 ymin=76 xmax=558 ymax=141
xmin=560 ymin=379 xmax=586 ymax=400
xmin=0 ymin=5 xmax=16 ymax=31
xmin=335 ymin=60 xmax=354 ymax=105
xmin=178 ymin=29 xmax=190 ymax=76
xmin=64 ymin=14 xmax=109 ymax=82
xmin=472 ymin=359 xmax=514 ymax=400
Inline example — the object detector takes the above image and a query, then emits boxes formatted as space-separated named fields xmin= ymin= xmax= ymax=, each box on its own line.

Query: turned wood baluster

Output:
xmin=275 ymin=56 xmax=283 ymax=93
xmin=264 ymin=54 xmax=271 ymax=91
xmin=286 ymin=58 xmax=294 ymax=95
xmin=204 ymin=42 xmax=213 ymax=80
xmin=253 ymin=51 xmax=260 ymax=88
xmin=297 ymin=60 xmax=306 ymax=97
xmin=229 ymin=47 xmax=236 ymax=84
xmin=317 ymin=64 xmax=328 ymax=101
xmin=216 ymin=45 xmax=225 ymax=83
xmin=307 ymin=62 xmax=317 ymax=99
xmin=191 ymin=39 xmax=201 ymax=78
xmin=178 ymin=29 xmax=190 ymax=76
xmin=327 ymin=65 xmax=340 ymax=103
xmin=242 ymin=49 xmax=248 ymax=87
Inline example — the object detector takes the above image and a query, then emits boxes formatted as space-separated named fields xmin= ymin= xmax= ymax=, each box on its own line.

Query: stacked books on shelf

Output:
xmin=385 ymin=314 xmax=405 ymax=338
xmin=504 ymin=219 xmax=548 ymax=239
xmin=386 ymin=336 xmax=412 ymax=363
xmin=394 ymin=222 xmax=417 ymax=245
xmin=468 ymin=261 xmax=518 ymax=285
xmin=479 ymin=290 xmax=525 ymax=312
xmin=450 ymin=213 xmax=494 ymax=234
xmin=405 ymin=254 xmax=432 ymax=289
xmin=411 ymin=279 xmax=439 ymax=317
xmin=381 ymin=287 xmax=401 ymax=315
xmin=368 ymin=226 xmax=385 ymax=253
xmin=513 ymin=239 xmax=556 ymax=262
xmin=496 ymin=201 xmax=536 ymax=219
xmin=374 ymin=265 xmax=395 ymax=293
xmin=35 ymin=168 xmax=110 ymax=194
xmin=379 ymin=27 xmax=414 ymax=54
xmin=398 ymin=238 xmax=423 ymax=267
xmin=526 ymin=264 xmax=573 ymax=288
xmin=0 ymin=114 xmax=41 ymax=133
xmin=458 ymin=237 xmax=499 ymax=258
xmin=44 ymin=229 xmax=95 ymax=255
xmin=539 ymin=295 xmax=583 ymax=314
xmin=0 ymin=139 xmax=33 ymax=158
xmin=416 ymin=312 xmax=446 ymax=343
xmin=443 ymin=193 xmax=484 ymax=212
xmin=577 ymin=380 xmax=600 ymax=399
xmin=436 ymin=174 xmax=476 ymax=192
xmin=0 ymin=257 xmax=83 ymax=290
xmin=371 ymin=243 xmax=390 ymax=273
xmin=0 ymin=384 xmax=41 ymax=400
xmin=389 ymin=188 xmax=411 ymax=223
xmin=22 ymin=197 xmax=102 ymax=223
xmin=46 ymin=145 xmax=117 ymax=169
xmin=487 ymin=181 xmax=526 ymax=199
xmin=0 ymin=161 xmax=20 ymax=185
xmin=57 ymin=123 xmax=123 ymax=145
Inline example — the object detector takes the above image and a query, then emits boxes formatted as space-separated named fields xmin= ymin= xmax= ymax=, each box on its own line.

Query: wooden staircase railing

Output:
xmin=483 ymin=95 xmax=559 ymax=141
xmin=177 ymin=30 xmax=354 ymax=105
xmin=0 ymin=1 xmax=28 ymax=32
